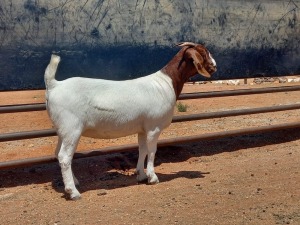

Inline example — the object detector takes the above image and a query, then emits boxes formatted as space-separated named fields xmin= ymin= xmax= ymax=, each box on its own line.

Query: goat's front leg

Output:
xmin=136 ymin=133 xmax=148 ymax=182
xmin=146 ymin=129 xmax=161 ymax=184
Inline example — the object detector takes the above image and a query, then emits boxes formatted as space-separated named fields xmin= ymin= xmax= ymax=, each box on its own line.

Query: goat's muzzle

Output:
xmin=206 ymin=64 xmax=217 ymax=76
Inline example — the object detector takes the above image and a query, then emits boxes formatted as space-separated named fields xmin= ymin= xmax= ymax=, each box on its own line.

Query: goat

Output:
xmin=44 ymin=42 xmax=217 ymax=200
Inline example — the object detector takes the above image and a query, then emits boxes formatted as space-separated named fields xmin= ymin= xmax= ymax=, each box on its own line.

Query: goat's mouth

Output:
xmin=206 ymin=66 xmax=217 ymax=75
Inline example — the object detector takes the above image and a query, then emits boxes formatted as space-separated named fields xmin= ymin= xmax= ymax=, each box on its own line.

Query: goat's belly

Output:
xmin=82 ymin=124 xmax=142 ymax=139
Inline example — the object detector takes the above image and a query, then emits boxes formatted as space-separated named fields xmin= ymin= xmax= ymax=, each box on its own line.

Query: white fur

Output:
xmin=45 ymin=55 xmax=176 ymax=199
xmin=209 ymin=52 xmax=216 ymax=67
xmin=45 ymin=42 xmax=217 ymax=200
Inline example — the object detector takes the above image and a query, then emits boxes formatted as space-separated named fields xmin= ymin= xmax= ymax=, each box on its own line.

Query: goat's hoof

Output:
xmin=137 ymin=178 xmax=148 ymax=184
xmin=148 ymin=175 xmax=159 ymax=185
xmin=70 ymin=194 xmax=81 ymax=201
xmin=66 ymin=188 xmax=81 ymax=200
xmin=137 ymin=174 xmax=148 ymax=183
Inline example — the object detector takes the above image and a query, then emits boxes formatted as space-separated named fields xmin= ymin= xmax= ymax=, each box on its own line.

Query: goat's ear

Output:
xmin=175 ymin=42 xmax=197 ymax=47
xmin=186 ymin=48 xmax=211 ymax=78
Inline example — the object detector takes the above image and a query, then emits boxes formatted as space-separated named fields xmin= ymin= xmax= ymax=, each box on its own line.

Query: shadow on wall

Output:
xmin=0 ymin=45 xmax=177 ymax=91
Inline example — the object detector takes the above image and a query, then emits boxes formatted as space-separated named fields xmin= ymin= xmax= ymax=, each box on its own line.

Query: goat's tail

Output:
xmin=44 ymin=54 xmax=60 ymax=89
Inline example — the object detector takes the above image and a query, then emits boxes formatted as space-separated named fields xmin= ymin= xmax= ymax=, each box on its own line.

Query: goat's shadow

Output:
xmin=1 ymin=128 xmax=300 ymax=198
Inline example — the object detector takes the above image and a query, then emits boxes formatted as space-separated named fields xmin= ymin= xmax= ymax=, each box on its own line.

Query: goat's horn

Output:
xmin=175 ymin=42 xmax=197 ymax=47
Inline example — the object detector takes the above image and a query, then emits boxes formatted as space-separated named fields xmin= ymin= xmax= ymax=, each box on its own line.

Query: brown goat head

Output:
xmin=176 ymin=42 xmax=217 ymax=78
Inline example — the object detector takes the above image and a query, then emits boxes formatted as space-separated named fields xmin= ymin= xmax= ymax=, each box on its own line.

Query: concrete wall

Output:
xmin=0 ymin=0 xmax=299 ymax=90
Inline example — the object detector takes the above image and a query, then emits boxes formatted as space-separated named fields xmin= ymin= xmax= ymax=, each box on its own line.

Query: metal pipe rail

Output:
xmin=1 ymin=85 xmax=300 ymax=113
xmin=0 ymin=129 xmax=57 ymax=142
xmin=1 ymin=85 xmax=300 ymax=170
xmin=178 ymin=85 xmax=300 ymax=99
xmin=172 ymin=103 xmax=300 ymax=123
xmin=1 ymin=121 xmax=300 ymax=170
xmin=0 ymin=103 xmax=45 ymax=113
xmin=1 ymin=103 xmax=300 ymax=142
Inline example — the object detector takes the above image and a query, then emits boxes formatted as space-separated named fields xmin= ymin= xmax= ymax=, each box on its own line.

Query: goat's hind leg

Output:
xmin=56 ymin=137 xmax=79 ymax=186
xmin=57 ymin=133 xmax=81 ymax=200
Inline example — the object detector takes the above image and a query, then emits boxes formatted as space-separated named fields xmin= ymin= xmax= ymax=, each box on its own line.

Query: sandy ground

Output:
xmin=0 ymin=78 xmax=300 ymax=224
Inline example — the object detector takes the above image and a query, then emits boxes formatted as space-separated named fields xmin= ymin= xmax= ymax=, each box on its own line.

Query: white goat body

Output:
xmin=45 ymin=42 xmax=217 ymax=200
xmin=47 ymin=72 xmax=175 ymax=139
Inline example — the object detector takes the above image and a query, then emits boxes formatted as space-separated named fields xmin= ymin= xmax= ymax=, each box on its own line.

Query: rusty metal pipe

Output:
xmin=1 ymin=121 xmax=300 ymax=170
xmin=172 ymin=103 xmax=300 ymax=123
xmin=0 ymin=129 xmax=57 ymax=142
xmin=2 ymin=85 xmax=300 ymax=114
xmin=178 ymin=85 xmax=300 ymax=100
xmin=1 ymin=103 xmax=300 ymax=142
xmin=0 ymin=103 xmax=46 ymax=113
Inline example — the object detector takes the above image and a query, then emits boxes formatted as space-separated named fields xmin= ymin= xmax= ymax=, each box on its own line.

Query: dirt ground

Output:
xmin=0 ymin=78 xmax=300 ymax=225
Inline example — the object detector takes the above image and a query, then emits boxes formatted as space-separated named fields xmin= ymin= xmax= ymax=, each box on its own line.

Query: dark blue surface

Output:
xmin=0 ymin=44 xmax=299 ymax=90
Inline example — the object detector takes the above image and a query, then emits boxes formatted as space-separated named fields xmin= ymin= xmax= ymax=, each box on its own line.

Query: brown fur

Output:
xmin=161 ymin=43 xmax=216 ymax=99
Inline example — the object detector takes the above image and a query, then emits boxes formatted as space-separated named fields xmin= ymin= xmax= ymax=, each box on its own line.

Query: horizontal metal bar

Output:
xmin=1 ymin=103 xmax=300 ymax=142
xmin=1 ymin=85 xmax=300 ymax=114
xmin=1 ymin=121 xmax=300 ymax=170
xmin=178 ymin=85 xmax=300 ymax=100
xmin=0 ymin=129 xmax=57 ymax=142
xmin=172 ymin=103 xmax=300 ymax=123
xmin=0 ymin=155 xmax=58 ymax=170
xmin=0 ymin=103 xmax=46 ymax=113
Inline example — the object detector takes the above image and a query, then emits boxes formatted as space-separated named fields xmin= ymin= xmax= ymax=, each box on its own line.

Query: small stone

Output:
xmin=97 ymin=189 xmax=107 ymax=196
xmin=139 ymin=209 xmax=147 ymax=214
xmin=0 ymin=193 xmax=14 ymax=201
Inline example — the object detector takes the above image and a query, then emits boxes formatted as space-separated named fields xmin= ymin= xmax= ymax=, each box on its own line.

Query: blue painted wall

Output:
xmin=0 ymin=0 xmax=299 ymax=90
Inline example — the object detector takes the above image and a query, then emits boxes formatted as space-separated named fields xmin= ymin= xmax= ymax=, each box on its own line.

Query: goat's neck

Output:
xmin=161 ymin=50 xmax=197 ymax=99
